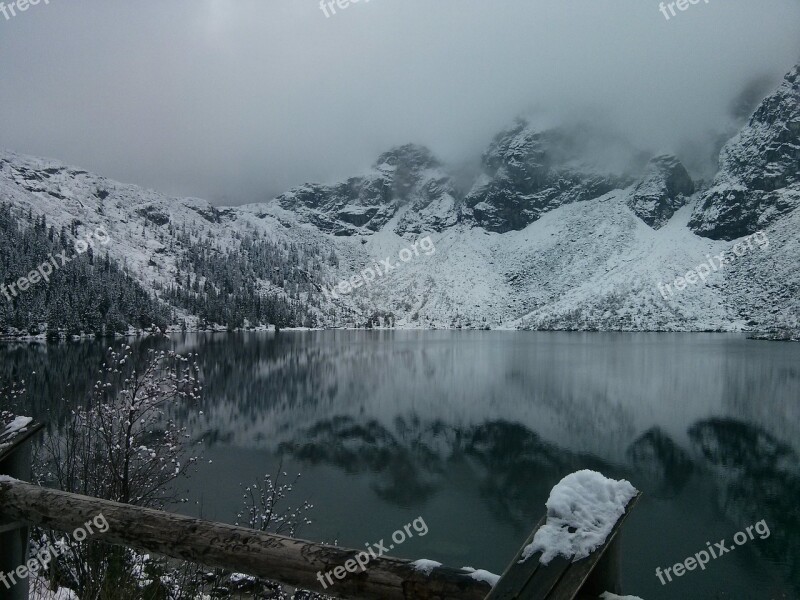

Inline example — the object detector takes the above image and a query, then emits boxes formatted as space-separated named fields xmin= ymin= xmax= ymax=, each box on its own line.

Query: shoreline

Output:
xmin=1 ymin=326 xmax=797 ymax=344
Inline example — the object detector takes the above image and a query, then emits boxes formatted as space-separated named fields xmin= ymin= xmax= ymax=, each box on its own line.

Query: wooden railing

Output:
xmin=0 ymin=420 xmax=44 ymax=600
xmin=0 ymin=477 xmax=491 ymax=600
xmin=0 ymin=421 xmax=640 ymax=600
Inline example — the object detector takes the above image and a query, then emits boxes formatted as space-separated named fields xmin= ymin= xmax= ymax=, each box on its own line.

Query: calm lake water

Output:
xmin=3 ymin=331 xmax=799 ymax=599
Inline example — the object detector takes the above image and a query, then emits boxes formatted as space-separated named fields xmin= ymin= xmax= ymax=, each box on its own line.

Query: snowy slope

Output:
xmin=1 ymin=63 xmax=798 ymax=333
xmin=0 ymin=142 xmax=795 ymax=332
xmin=0 ymin=147 xmax=794 ymax=332
xmin=690 ymin=64 xmax=800 ymax=240
xmin=0 ymin=150 xmax=338 ymax=326
xmin=307 ymin=188 xmax=790 ymax=332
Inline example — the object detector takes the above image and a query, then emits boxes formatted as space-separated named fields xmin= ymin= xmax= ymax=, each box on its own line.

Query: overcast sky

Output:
xmin=1 ymin=0 xmax=799 ymax=205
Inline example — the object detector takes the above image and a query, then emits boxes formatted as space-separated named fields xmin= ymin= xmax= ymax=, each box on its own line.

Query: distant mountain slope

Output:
xmin=689 ymin=65 xmax=800 ymax=240
xmin=274 ymin=144 xmax=458 ymax=236
xmin=0 ymin=152 xmax=329 ymax=335
xmin=626 ymin=155 xmax=694 ymax=229
xmin=1 ymin=63 xmax=797 ymax=334
xmin=0 ymin=203 xmax=171 ymax=337
xmin=461 ymin=120 xmax=638 ymax=233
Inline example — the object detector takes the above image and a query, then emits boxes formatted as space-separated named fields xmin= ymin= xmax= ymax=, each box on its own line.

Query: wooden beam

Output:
xmin=0 ymin=519 xmax=26 ymax=534
xmin=484 ymin=515 xmax=546 ymax=600
xmin=0 ymin=478 xmax=492 ymax=600
xmin=487 ymin=492 xmax=641 ymax=600
xmin=0 ymin=422 xmax=44 ymax=463
xmin=547 ymin=493 xmax=641 ymax=600
xmin=0 ymin=421 xmax=42 ymax=600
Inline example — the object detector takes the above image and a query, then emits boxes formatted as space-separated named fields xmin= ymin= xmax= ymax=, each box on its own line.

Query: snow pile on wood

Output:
xmin=411 ymin=559 xmax=442 ymax=575
xmin=521 ymin=470 xmax=637 ymax=565
xmin=0 ymin=413 xmax=33 ymax=451
xmin=461 ymin=567 xmax=501 ymax=587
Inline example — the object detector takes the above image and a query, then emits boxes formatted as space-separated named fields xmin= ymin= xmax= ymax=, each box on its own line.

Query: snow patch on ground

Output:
xmin=0 ymin=415 xmax=34 ymax=453
xmin=521 ymin=470 xmax=637 ymax=565
xmin=461 ymin=567 xmax=501 ymax=587
xmin=411 ymin=559 xmax=442 ymax=575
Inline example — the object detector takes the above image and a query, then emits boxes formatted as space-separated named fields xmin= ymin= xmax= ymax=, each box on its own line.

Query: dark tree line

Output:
xmin=0 ymin=203 xmax=340 ymax=336
xmin=158 ymin=228 xmax=329 ymax=329
xmin=0 ymin=203 xmax=170 ymax=338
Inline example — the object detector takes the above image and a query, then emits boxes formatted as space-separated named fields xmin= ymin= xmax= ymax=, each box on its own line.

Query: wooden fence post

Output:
xmin=0 ymin=421 xmax=43 ymax=600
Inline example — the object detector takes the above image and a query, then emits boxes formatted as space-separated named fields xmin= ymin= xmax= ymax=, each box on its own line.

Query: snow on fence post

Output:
xmin=0 ymin=418 xmax=44 ymax=600
xmin=487 ymin=470 xmax=641 ymax=600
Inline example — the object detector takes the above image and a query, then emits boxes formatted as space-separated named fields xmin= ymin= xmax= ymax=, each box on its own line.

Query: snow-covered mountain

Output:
xmin=461 ymin=120 xmax=639 ymax=233
xmin=625 ymin=155 xmax=695 ymax=229
xmin=274 ymin=144 xmax=459 ymax=236
xmin=689 ymin=64 xmax=800 ymax=240
xmin=1 ymin=63 xmax=798 ymax=334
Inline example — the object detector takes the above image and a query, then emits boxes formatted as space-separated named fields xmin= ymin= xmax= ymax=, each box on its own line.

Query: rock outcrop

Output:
xmin=626 ymin=155 xmax=694 ymax=229
xmin=462 ymin=120 xmax=632 ymax=233
xmin=689 ymin=65 xmax=800 ymax=240
xmin=275 ymin=144 xmax=458 ymax=236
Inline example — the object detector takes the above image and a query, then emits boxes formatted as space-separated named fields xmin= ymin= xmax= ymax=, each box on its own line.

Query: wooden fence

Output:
xmin=0 ymin=421 xmax=639 ymax=600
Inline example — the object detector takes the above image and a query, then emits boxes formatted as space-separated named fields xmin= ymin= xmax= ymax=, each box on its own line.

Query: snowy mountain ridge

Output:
xmin=0 ymin=63 xmax=798 ymax=333
xmin=689 ymin=64 xmax=800 ymax=240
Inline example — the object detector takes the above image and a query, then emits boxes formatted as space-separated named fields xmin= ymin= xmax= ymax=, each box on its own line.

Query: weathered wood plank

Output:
xmin=547 ymin=493 xmax=641 ymax=600
xmin=0 ymin=421 xmax=42 ymax=600
xmin=517 ymin=554 xmax=573 ymax=599
xmin=0 ymin=478 xmax=492 ymax=600
xmin=484 ymin=515 xmax=546 ymax=600
xmin=489 ymin=491 xmax=641 ymax=600
xmin=0 ymin=519 xmax=27 ymax=534
xmin=0 ymin=422 xmax=44 ymax=464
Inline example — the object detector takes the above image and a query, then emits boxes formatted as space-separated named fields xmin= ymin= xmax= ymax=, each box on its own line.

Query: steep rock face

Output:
xmin=689 ymin=65 xmax=800 ymax=240
xmin=625 ymin=155 xmax=694 ymax=229
xmin=274 ymin=144 xmax=458 ymax=236
xmin=462 ymin=120 xmax=631 ymax=233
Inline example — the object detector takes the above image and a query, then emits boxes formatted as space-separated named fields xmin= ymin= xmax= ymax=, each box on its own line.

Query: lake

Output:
xmin=3 ymin=331 xmax=799 ymax=599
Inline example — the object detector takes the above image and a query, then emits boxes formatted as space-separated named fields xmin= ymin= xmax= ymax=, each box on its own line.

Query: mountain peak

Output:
xmin=462 ymin=119 xmax=633 ymax=233
xmin=626 ymin=154 xmax=695 ymax=229
xmin=373 ymin=144 xmax=441 ymax=172
xmin=689 ymin=62 xmax=800 ymax=240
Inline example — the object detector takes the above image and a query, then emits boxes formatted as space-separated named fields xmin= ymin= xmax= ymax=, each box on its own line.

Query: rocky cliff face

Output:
xmin=625 ymin=155 xmax=695 ymax=229
xmin=689 ymin=65 xmax=800 ymax=240
xmin=273 ymin=119 xmax=648 ymax=238
xmin=275 ymin=144 xmax=458 ymax=236
xmin=461 ymin=120 xmax=633 ymax=233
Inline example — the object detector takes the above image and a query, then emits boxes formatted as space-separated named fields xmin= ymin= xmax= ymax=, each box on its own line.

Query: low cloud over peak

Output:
xmin=0 ymin=0 xmax=798 ymax=204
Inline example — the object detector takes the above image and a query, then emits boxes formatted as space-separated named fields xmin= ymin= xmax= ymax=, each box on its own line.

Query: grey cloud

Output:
xmin=0 ymin=0 xmax=798 ymax=204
